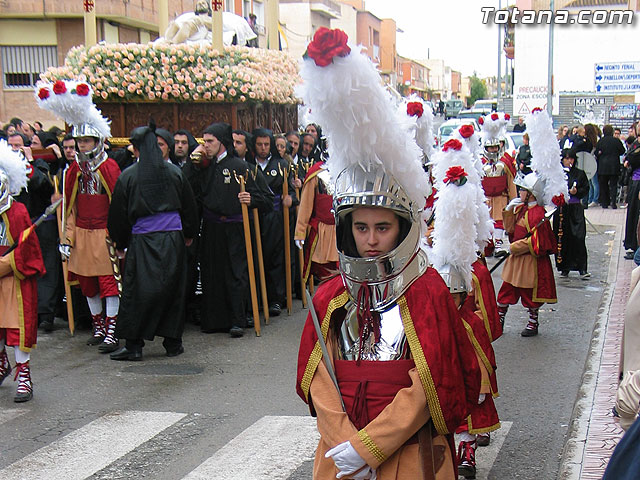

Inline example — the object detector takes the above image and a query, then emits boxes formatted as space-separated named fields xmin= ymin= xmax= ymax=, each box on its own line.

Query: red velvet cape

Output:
xmin=64 ymin=158 xmax=121 ymax=220
xmin=296 ymin=269 xmax=481 ymax=435
xmin=0 ymin=201 xmax=46 ymax=350
xmin=471 ymin=259 xmax=502 ymax=342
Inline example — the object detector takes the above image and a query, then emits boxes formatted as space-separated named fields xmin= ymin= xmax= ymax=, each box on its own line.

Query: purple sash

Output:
xmin=632 ymin=169 xmax=640 ymax=182
xmin=202 ymin=207 xmax=243 ymax=224
xmin=132 ymin=211 xmax=182 ymax=234
xmin=273 ymin=195 xmax=282 ymax=212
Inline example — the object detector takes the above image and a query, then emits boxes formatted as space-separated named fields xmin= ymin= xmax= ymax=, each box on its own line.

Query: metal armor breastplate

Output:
xmin=337 ymin=303 xmax=409 ymax=361
xmin=78 ymin=156 xmax=107 ymax=195
xmin=0 ymin=219 xmax=9 ymax=247
xmin=483 ymin=160 xmax=506 ymax=177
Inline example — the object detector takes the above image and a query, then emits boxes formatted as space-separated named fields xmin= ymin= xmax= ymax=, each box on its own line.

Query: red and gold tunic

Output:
xmin=294 ymin=162 xmax=338 ymax=282
xmin=0 ymin=201 xmax=46 ymax=350
xmin=481 ymin=153 xmax=517 ymax=228
xmin=63 ymin=158 xmax=120 ymax=278
xmin=501 ymin=203 xmax=557 ymax=303
xmin=296 ymin=270 xmax=481 ymax=479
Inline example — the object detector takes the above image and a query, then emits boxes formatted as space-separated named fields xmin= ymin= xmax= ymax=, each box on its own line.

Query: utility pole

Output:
xmin=546 ymin=0 xmax=555 ymax=117
xmin=497 ymin=0 xmax=502 ymax=103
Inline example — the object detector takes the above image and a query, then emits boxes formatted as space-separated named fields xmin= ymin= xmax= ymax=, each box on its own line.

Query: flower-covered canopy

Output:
xmin=41 ymin=43 xmax=300 ymax=104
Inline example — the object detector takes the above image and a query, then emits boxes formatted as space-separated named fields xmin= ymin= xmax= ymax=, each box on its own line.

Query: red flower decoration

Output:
xmin=444 ymin=166 xmax=468 ymax=185
xmin=505 ymin=113 xmax=511 ymax=120
xmin=407 ymin=101 xmax=424 ymax=118
xmin=305 ymin=27 xmax=351 ymax=67
xmin=52 ymin=80 xmax=67 ymax=95
xmin=425 ymin=188 xmax=436 ymax=209
xmin=478 ymin=116 xmax=484 ymax=125
xmin=491 ymin=113 xmax=499 ymax=121
xmin=532 ymin=107 xmax=542 ymax=113
xmin=75 ymin=83 xmax=90 ymax=96
xmin=552 ymin=194 xmax=566 ymax=207
xmin=442 ymin=139 xmax=463 ymax=152
xmin=38 ymin=88 xmax=50 ymax=100
xmin=459 ymin=124 xmax=474 ymax=139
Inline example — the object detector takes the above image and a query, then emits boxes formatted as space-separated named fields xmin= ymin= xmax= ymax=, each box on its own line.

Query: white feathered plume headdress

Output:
xmin=35 ymin=79 xmax=111 ymax=138
xmin=479 ymin=111 xmax=510 ymax=143
xmin=0 ymin=140 xmax=30 ymax=195
xmin=526 ymin=108 xmax=568 ymax=207
xmin=430 ymin=138 xmax=483 ymax=290
xmin=296 ymin=28 xmax=430 ymax=211
xmin=398 ymin=94 xmax=435 ymax=163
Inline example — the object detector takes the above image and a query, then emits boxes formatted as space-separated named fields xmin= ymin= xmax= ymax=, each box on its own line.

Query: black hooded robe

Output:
xmin=108 ymin=139 xmax=198 ymax=342
xmin=553 ymin=165 xmax=590 ymax=273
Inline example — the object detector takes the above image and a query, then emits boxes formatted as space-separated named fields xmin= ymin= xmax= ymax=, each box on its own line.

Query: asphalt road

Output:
xmin=0 ymin=214 xmax=615 ymax=480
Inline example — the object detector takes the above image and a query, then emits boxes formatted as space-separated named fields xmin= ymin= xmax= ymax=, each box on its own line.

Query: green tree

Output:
xmin=469 ymin=73 xmax=487 ymax=107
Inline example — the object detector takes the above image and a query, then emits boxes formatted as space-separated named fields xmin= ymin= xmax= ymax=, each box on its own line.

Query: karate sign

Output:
xmin=83 ymin=0 xmax=95 ymax=13
xmin=211 ymin=0 xmax=223 ymax=11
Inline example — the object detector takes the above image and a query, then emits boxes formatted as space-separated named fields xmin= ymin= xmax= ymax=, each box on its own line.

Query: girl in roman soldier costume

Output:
xmin=35 ymin=80 xmax=122 ymax=353
xmin=295 ymin=28 xmax=480 ymax=479
xmin=0 ymin=140 xmax=46 ymax=402
xmin=479 ymin=112 xmax=517 ymax=257
xmin=428 ymin=130 xmax=502 ymax=479
xmin=497 ymin=108 xmax=567 ymax=337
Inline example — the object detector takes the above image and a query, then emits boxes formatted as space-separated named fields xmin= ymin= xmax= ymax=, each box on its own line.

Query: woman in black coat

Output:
xmin=554 ymin=149 xmax=590 ymax=278
xmin=595 ymin=125 xmax=626 ymax=208
xmin=623 ymin=122 xmax=640 ymax=256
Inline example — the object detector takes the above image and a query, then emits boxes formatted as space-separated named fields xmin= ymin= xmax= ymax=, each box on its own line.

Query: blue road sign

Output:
xmin=594 ymin=62 xmax=640 ymax=93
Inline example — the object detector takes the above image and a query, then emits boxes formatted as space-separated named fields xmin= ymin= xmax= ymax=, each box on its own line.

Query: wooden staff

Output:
xmin=53 ymin=176 xmax=75 ymax=336
xmin=282 ymin=166 xmax=293 ymax=316
xmin=238 ymin=174 xmax=261 ymax=336
xmin=252 ymin=209 xmax=270 ymax=325
xmin=294 ymin=171 xmax=307 ymax=309
xmin=309 ymin=275 xmax=315 ymax=295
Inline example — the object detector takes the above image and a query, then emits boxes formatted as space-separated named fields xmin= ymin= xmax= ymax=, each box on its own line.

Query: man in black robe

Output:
xmin=553 ymin=149 xmax=590 ymax=279
xmin=192 ymin=123 xmax=272 ymax=337
xmin=249 ymin=128 xmax=297 ymax=316
xmin=107 ymin=124 xmax=198 ymax=360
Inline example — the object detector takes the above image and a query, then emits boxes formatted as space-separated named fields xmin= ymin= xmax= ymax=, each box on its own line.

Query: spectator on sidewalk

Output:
xmin=595 ymin=125 xmax=626 ymax=209
xmin=623 ymin=125 xmax=640 ymax=259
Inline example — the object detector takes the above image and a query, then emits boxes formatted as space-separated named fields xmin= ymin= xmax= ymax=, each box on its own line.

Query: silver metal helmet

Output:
xmin=0 ymin=169 xmax=11 ymax=214
xmin=334 ymin=164 xmax=428 ymax=312
xmin=514 ymin=171 xmax=545 ymax=205
xmin=483 ymin=136 xmax=504 ymax=162
xmin=72 ymin=123 xmax=106 ymax=165
xmin=435 ymin=263 xmax=468 ymax=294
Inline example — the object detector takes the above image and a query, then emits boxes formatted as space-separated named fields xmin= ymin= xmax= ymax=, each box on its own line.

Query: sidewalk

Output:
xmin=559 ymin=204 xmax=632 ymax=479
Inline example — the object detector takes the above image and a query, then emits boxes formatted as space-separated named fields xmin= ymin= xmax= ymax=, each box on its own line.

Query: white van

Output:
xmin=473 ymin=99 xmax=497 ymax=114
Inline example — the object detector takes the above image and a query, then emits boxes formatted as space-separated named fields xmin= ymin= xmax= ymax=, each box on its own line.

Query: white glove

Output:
xmin=295 ymin=239 xmax=304 ymax=250
xmin=59 ymin=244 xmax=71 ymax=260
xmin=505 ymin=197 xmax=523 ymax=212
xmin=325 ymin=441 xmax=374 ymax=479
xmin=478 ymin=393 xmax=486 ymax=404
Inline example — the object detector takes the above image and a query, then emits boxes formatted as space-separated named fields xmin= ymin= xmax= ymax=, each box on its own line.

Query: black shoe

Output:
xmin=521 ymin=323 xmax=539 ymax=337
xmin=98 ymin=339 xmax=120 ymax=354
xmin=110 ymin=347 xmax=143 ymax=361
xmin=560 ymin=271 xmax=569 ymax=277
xmin=166 ymin=345 xmax=184 ymax=357
xmin=229 ymin=326 xmax=244 ymax=338
xmin=602 ymin=205 xmax=609 ymax=209
xmin=268 ymin=303 xmax=282 ymax=317
xmin=612 ymin=205 xmax=617 ymax=209
xmin=580 ymin=271 xmax=591 ymax=279
xmin=625 ymin=251 xmax=635 ymax=260
xmin=40 ymin=320 xmax=54 ymax=333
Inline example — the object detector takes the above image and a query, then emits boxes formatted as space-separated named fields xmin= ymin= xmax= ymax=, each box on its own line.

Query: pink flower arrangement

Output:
xmin=41 ymin=43 xmax=300 ymax=104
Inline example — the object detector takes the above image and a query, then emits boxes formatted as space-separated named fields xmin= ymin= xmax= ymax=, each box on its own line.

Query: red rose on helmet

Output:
xmin=75 ymin=83 xmax=90 ymax=96
xmin=505 ymin=113 xmax=510 ymax=120
xmin=444 ymin=166 xmax=468 ymax=185
xmin=532 ymin=107 xmax=542 ymax=113
xmin=478 ymin=117 xmax=484 ymax=125
xmin=459 ymin=124 xmax=474 ymax=139
xmin=38 ymin=88 xmax=50 ymax=100
xmin=442 ymin=139 xmax=463 ymax=152
xmin=305 ymin=27 xmax=351 ymax=67
xmin=552 ymin=194 xmax=566 ymax=206
xmin=491 ymin=113 xmax=499 ymax=121
xmin=53 ymin=80 xmax=67 ymax=95
xmin=407 ymin=101 xmax=424 ymax=118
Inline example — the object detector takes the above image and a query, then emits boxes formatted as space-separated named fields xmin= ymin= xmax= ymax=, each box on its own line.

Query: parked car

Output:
xmin=472 ymin=99 xmax=498 ymax=114
xmin=457 ymin=109 xmax=485 ymax=122
xmin=445 ymin=99 xmax=464 ymax=119
xmin=437 ymin=118 xmax=480 ymax=147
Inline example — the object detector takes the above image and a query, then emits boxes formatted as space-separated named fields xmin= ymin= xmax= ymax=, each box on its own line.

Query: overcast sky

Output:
xmin=365 ymin=0 xmax=503 ymax=78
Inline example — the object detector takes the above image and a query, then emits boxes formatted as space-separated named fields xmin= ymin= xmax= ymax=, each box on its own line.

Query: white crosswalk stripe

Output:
xmin=0 ymin=408 xmax=27 ymax=426
xmin=183 ymin=415 xmax=320 ymax=480
xmin=0 ymin=410 xmax=186 ymax=480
